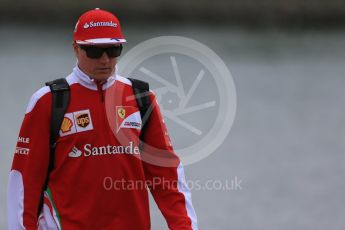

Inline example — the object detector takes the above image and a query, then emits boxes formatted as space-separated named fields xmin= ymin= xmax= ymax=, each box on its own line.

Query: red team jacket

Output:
xmin=7 ymin=66 xmax=198 ymax=230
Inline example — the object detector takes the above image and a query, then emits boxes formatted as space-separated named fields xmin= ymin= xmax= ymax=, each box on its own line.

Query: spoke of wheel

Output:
xmin=164 ymin=111 xmax=203 ymax=135
xmin=170 ymin=56 xmax=185 ymax=98
xmin=125 ymin=87 xmax=170 ymax=103
xmin=179 ymin=69 xmax=204 ymax=109
xmin=151 ymin=87 xmax=169 ymax=95
xmin=139 ymin=67 xmax=179 ymax=92
xmin=175 ymin=101 xmax=216 ymax=115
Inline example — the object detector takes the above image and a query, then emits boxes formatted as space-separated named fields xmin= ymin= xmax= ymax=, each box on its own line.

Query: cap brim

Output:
xmin=76 ymin=38 xmax=126 ymax=45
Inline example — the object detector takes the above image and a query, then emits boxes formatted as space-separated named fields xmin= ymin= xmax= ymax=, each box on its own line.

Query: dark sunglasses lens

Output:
xmin=88 ymin=48 xmax=104 ymax=59
xmin=81 ymin=46 xmax=104 ymax=59
xmin=106 ymin=45 xmax=123 ymax=58
xmin=81 ymin=45 xmax=123 ymax=59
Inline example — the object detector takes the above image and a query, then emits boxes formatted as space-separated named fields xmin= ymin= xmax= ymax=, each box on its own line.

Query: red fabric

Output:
xmin=9 ymin=73 xmax=194 ymax=230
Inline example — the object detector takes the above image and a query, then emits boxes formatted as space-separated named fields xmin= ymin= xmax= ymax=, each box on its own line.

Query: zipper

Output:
xmin=96 ymin=82 xmax=105 ymax=102
xmin=96 ymin=81 xmax=116 ymax=140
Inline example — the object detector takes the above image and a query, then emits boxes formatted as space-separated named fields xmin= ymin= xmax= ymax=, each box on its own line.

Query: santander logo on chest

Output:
xmin=116 ymin=106 xmax=142 ymax=132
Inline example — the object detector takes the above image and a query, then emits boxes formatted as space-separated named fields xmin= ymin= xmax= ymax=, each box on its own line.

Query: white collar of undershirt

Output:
xmin=72 ymin=65 xmax=116 ymax=90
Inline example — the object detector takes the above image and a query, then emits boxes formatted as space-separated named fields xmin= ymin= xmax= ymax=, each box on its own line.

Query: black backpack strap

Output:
xmin=46 ymin=78 xmax=71 ymax=158
xmin=38 ymin=78 xmax=70 ymax=216
xmin=127 ymin=78 xmax=153 ymax=141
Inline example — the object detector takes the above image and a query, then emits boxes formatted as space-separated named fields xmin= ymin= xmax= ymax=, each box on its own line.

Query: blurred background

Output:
xmin=1 ymin=0 xmax=345 ymax=229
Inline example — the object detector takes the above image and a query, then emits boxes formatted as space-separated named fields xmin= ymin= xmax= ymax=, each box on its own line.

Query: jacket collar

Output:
xmin=72 ymin=65 xmax=116 ymax=90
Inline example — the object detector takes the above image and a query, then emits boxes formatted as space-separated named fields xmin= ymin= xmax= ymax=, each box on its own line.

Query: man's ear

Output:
xmin=72 ymin=42 xmax=79 ymax=57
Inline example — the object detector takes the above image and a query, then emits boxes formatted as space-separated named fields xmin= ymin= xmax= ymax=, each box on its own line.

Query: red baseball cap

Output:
xmin=73 ymin=8 xmax=126 ymax=45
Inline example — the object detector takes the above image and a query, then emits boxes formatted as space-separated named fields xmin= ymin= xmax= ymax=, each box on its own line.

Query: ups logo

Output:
xmin=76 ymin=113 xmax=90 ymax=128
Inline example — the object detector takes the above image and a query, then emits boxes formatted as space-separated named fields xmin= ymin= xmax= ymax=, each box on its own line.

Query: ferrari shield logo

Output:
xmin=117 ymin=107 xmax=126 ymax=119
xmin=115 ymin=106 xmax=142 ymax=132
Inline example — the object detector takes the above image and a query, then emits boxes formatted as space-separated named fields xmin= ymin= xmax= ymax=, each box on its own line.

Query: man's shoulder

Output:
xmin=25 ymin=74 xmax=72 ymax=114
xmin=116 ymin=74 xmax=132 ymax=86
xmin=25 ymin=85 xmax=51 ymax=114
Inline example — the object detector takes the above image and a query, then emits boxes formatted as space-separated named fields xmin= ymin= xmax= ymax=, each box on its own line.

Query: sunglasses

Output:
xmin=79 ymin=45 xmax=123 ymax=59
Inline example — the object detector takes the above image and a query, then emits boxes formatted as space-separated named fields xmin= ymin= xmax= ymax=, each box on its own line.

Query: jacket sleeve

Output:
xmin=140 ymin=91 xmax=198 ymax=230
xmin=7 ymin=87 xmax=51 ymax=230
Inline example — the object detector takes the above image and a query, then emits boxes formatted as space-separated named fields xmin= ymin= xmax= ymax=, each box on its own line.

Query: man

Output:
xmin=7 ymin=8 xmax=198 ymax=230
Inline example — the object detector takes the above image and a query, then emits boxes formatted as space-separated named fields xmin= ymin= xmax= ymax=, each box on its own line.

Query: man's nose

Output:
xmin=99 ymin=52 xmax=110 ymax=63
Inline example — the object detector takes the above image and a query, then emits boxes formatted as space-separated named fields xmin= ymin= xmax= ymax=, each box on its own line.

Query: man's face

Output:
xmin=73 ymin=43 xmax=119 ymax=81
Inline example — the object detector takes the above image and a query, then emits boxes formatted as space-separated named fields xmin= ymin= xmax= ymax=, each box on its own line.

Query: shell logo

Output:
xmin=61 ymin=117 xmax=73 ymax=133
xmin=118 ymin=108 xmax=126 ymax=119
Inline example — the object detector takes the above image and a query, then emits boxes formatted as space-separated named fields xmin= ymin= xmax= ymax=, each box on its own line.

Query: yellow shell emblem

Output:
xmin=60 ymin=117 xmax=73 ymax=133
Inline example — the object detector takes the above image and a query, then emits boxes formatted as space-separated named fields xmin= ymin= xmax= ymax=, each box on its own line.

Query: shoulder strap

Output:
xmin=45 ymin=78 xmax=70 ymax=156
xmin=127 ymin=78 xmax=153 ymax=141
xmin=38 ymin=78 xmax=70 ymax=216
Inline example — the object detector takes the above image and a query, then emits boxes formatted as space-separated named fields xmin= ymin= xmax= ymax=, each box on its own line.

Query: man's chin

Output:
xmin=93 ymin=70 xmax=114 ymax=80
